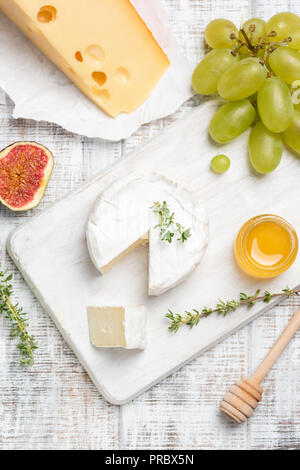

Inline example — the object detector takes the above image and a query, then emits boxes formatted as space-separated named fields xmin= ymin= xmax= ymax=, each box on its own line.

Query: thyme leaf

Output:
xmin=151 ymin=201 xmax=192 ymax=244
xmin=166 ymin=287 xmax=300 ymax=332
xmin=0 ymin=270 xmax=37 ymax=366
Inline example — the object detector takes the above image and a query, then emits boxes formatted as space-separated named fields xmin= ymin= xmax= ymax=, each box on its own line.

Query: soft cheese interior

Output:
xmin=86 ymin=174 xmax=209 ymax=296
xmin=87 ymin=306 xmax=147 ymax=349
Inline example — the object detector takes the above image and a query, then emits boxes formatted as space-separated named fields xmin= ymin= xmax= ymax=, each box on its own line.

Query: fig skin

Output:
xmin=0 ymin=141 xmax=54 ymax=211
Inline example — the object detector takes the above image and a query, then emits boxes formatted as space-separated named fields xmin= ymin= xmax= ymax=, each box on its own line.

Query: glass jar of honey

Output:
xmin=234 ymin=215 xmax=298 ymax=278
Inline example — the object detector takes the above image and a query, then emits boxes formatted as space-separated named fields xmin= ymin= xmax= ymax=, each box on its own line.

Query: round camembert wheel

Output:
xmin=86 ymin=173 xmax=209 ymax=296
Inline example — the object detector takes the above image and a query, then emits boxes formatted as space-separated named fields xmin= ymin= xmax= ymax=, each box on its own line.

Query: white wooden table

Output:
xmin=1 ymin=0 xmax=300 ymax=450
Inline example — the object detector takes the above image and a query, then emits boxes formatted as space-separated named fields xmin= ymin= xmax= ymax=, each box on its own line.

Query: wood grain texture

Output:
xmin=1 ymin=0 xmax=300 ymax=450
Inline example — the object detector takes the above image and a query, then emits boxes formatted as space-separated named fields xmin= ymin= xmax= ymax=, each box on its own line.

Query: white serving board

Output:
xmin=8 ymin=101 xmax=300 ymax=405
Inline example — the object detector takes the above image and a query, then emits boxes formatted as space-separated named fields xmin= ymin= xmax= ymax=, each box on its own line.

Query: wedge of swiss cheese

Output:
xmin=0 ymin=0 xmax=170 ymax=117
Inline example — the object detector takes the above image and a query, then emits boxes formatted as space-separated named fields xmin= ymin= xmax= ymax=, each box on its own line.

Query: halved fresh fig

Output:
xmin=0 ymin=142 xmax=54 ymax=211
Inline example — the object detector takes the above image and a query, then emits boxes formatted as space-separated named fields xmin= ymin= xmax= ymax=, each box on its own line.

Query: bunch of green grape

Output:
xmin=192 ymin=12 xmax=300 ymax=174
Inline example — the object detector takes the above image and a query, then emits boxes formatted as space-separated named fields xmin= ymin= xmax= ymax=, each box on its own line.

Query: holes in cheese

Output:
xmin=86 ymin=174 xmax=209 ymax=296
xmin=92 ymin=71 xmax=107 ymax=87
xmin=75 ymin=51 xmax=83 ymax=62
xmin=37 ymin=5 xmax=57 ymax=23
xmin=91 ymin=88 xmax=110 ymax=103
xmin=114 ymin=67 xmax=130 ymax=86
xmin=85 ymin=44 xmax=105 ymax=66
xmin=0 ymin=0 xmax=170 ymax=117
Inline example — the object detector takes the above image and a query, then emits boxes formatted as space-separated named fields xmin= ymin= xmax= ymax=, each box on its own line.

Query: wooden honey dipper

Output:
xmin=220 ymin=307 xmax=300 ymax=423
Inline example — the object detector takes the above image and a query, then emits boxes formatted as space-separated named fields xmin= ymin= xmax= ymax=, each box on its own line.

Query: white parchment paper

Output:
xmin=0 ymin=0 xmax=192 ymax=141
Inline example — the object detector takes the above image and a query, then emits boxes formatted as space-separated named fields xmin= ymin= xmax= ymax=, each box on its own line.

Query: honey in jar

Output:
xmin=234 ymin=215 xmax=298 ymax=278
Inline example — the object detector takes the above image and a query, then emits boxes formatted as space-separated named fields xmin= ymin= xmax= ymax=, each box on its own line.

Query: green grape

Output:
xmin=292 ymin=83 xmax=300 ymax=111
xmin=210 ymin=155 xmax=230 ymax=174
xmin=252 ymin=103 xmax=261 ymax=126
xmin=257 ymin=77 xmax=293 ymax=133
xmin=294 ymin=102 xmax=300 ymax=111
xmin=266 ymin=12 xmax=300 ymax=41
xmin=288 ymin=29 xmax=300 ymax=50
xmin=249 ymin=121 xmax=283 ymax=173
xmin=218 ymin=58 xmax=267 ymax=100
xmin=209 ymin=99 xmax=255 ymax=144
xmin=238 ymin=50 xmax=251 ymax=60
xmin=239 ymin=18 xmax=266 ymax=52
xmin=283 ymin=110 xmax=300 ymax=155
xmin=238 ymin=49 xmax=267 ymax=64
xmin=269 ymin=47 xmax=300 ymax=85
xmin=205 ymin=19 xmax=238 ymax=49
xmin=192 ymin=49 xmax=237 ymax=95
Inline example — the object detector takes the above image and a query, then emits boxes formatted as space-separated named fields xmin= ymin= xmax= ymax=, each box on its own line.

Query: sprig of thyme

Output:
xmin=0 ymin=270 xmax=37 ymax=366
xmin=166 ymin=287 xmax=300 ymax=332
xmin=151 ymin=201 xmax=192 ymax=244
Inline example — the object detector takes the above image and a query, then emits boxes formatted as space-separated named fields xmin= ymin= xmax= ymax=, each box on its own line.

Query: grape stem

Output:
xmin=240 ymin=27 xmax=255 ymax=52
xmin=230 ymin=25 xmax=290 ymax=67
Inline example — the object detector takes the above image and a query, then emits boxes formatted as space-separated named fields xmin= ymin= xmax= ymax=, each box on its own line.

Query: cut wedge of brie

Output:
xmin=87 ymin=174 xmax=209 ymax=296
xmin=87 ymin=306 xmax=147 ymax=349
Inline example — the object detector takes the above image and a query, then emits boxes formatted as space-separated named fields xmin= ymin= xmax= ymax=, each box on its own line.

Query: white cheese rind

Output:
xmin=124 ymin=306 xmax=147 ymax=349
xmin=86 ymin=173 xmax=209 ymax=295
xmin=87 ymin=174 xmax=152 ymax=273
xmin=148 ymin=200 xmax=209 ymax=296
